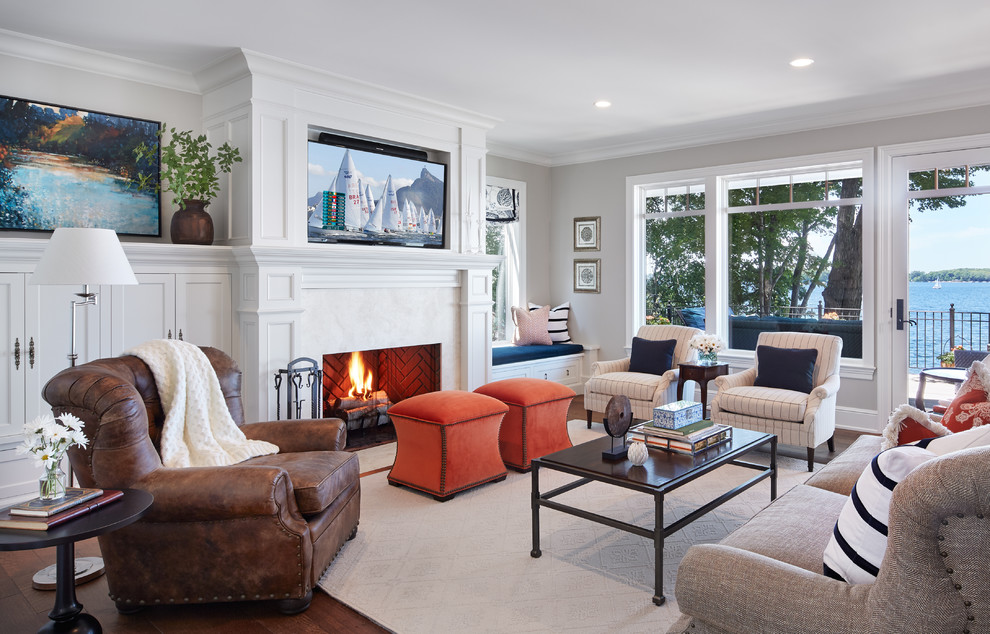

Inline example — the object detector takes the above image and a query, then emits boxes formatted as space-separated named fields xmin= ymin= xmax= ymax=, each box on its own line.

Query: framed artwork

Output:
xmin=573 ymin=216 xmax=600 ymax=251
xmin=574 ymin=258 xmax=601 ymax=293
xmin=0 ymin=95 xmax=161 ymax=236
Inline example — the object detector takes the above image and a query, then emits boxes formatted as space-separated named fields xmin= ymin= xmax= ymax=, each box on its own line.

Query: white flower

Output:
xmin=17 ymin=412 xmax=88 ymax=472
xmin=689 ymin=333 xmax=725 ymax=354
xmin=59 ymin=413 xmax=83 ymax=431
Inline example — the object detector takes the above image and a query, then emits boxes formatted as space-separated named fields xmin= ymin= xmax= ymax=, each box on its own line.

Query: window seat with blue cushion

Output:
xmin=490 ymin=343 xmax=587 ymax=390
xmin=492 ymin=343 xmax=585 ymax=366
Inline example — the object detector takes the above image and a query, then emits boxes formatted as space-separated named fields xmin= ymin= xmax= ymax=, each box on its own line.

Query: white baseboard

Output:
xmin=836 ymin=406 xmax=884 ymax=434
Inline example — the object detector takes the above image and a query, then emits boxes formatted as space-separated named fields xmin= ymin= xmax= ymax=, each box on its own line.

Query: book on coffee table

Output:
xmin=0 ymin=490 xmax=124 ymax=531
xmin=640 ymin=419 xmax=715 ymax=438
xmin=630 ymin=424 xmax=732 ymax=455
xmin=8 ymin=487 xmax=103 ymax=517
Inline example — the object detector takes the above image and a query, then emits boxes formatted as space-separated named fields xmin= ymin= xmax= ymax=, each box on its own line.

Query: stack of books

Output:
xmin=0 ymin=487 xmax=123 ymax=531
xmin=629 ymin=419 xmax=732 ymax=455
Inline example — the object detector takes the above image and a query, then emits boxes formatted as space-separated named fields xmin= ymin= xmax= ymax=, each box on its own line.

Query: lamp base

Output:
xmin=32 ymin=557 xmax=105 ymax=590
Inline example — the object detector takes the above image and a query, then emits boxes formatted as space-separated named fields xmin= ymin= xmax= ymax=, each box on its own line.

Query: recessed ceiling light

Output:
xmin=790 ymin=58 xmax=814 ymax=68
xmin=594 ymin=100 xmax=612 ymax=109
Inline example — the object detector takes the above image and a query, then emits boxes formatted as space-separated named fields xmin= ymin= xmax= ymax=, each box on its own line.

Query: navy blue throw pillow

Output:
xmin=628 ymin=338 xmax=676 ymax=376
xmin=754 ymin=345 xmax=819 ymax=393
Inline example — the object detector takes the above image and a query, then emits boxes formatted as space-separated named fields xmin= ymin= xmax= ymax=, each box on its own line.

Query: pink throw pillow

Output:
xmin=512 ymin=305 xmax=552 ymax=346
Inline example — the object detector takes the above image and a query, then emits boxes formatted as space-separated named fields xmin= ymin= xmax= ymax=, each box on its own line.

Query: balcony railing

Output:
xmin=656 ymin=302 xmax=989 ymax=369
xmin=909 ymin=304 xmax=990 ymax=369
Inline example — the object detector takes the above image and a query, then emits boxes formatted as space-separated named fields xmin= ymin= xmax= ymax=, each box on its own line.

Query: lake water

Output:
xmin=908 ymin=280 xmax=990 ymax=314
xmin=804 ymin=280 xmax=988 ymax=369
xmin=6 ymin=150 xmax=159 ymax=235
xmin=907 ymin=281 xmax=990 ymax=368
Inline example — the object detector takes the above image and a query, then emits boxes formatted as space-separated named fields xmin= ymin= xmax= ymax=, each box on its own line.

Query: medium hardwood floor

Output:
xmin=1 ymin=395 xmax=861 ymax=632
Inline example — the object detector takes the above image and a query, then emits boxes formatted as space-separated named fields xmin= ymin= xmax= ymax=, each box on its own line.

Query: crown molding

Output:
xmin=196 ymin=48 xmax=501 ymax=133
xmin=485 ymin=142 xmax=552 ymax=167
xmin=0 ymin=28 xmax=199 ymax=94
xmin=543 ymin=77 xmax=990 ymax=166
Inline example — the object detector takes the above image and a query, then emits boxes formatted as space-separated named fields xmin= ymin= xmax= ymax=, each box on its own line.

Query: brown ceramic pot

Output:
xmin=170 ymin=199 xmax=214 ymax=245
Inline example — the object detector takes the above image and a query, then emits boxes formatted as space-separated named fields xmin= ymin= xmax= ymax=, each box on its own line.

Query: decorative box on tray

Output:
xmin=653 ymin=400 xmax=704 ymax=429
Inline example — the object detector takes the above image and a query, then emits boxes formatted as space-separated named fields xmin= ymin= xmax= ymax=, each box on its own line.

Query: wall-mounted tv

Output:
xmin=307 ymin=133 xmax=447 ymax=248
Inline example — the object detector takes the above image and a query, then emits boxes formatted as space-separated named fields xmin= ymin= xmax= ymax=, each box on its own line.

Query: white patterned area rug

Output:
xmin=320 ymin=421 xmax=817 ymax=633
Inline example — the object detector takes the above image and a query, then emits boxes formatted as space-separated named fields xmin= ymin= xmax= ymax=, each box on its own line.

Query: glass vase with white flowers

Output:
xmin=17 ymin=413 xmax=88 ymax=500
xmin=688 ymin=333 xmax=725 ymax=366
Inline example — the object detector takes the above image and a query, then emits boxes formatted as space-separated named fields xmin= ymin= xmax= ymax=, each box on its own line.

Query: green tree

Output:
xmin=644 ymin=196 xmax=705 ymax=323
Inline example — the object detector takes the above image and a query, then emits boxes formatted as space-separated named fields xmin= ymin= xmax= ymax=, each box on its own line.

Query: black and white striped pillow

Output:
xmin=822 ymin=445 xmax=935 ymax=584
xmin=528 ymin=302 xmax=571 ymax=343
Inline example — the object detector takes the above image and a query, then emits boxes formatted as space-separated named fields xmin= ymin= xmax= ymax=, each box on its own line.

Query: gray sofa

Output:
xmin=668 ymin=434 xmax=990 ymax=633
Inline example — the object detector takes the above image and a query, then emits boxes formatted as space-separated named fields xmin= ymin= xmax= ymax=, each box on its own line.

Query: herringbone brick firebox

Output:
xmin=322 ymin=344 xmax=441 ymax=428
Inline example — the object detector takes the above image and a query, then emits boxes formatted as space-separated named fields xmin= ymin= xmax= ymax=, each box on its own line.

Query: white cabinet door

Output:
xmin=25 ymin=283 xmax=103 ymax=420
xmin=109 ymin=273 xmax=176 ymax=356
xmin=176 ymin=274 xmax=231 ymax=352
xmin=0 ymin=273 xmax=25 ymax=439
xmin=110 ymin=273 xmax=231 ymax=356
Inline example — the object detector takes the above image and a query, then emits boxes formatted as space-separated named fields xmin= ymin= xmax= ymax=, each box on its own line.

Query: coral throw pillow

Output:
xmin=940 ymin=360 xmax=990 ymax=431
xmin=880 ymin=404 xmax=951 ymax=450
xmin=512 ymin=305 xmax=552 ymax=346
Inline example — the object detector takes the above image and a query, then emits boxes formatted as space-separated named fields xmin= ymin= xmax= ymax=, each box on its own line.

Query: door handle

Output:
xmin=29 ymin=337 xmax=35 ymax=369
xmin=896 ymin=299 xmax=917 ymax=331
xmin=13 ymin=337 xmax=19 ymax=370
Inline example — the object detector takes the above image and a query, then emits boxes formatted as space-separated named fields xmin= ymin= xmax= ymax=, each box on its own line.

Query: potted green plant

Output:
xmin=937 ymin=344 xmax=963 ymax=367
xmin=134 ymin=127 xmax=242 ymax=245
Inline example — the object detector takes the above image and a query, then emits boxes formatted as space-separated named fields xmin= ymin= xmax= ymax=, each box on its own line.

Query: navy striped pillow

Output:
xmin=528 ymin=302 xmax=571 ymax=343
xmin=822 ymin=445 xmax=935 ymax=584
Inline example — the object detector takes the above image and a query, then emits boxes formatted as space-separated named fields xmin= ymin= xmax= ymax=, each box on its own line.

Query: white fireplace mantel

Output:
xmin=232 ymin=245 xmax=501 ymax=421
xmin=193 ymin=49 xmax=501 ymax=422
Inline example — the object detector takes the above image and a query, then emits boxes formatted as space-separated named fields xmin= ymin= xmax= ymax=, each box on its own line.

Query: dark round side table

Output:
xmin=0 ymin=489 xmax=153 ymax=634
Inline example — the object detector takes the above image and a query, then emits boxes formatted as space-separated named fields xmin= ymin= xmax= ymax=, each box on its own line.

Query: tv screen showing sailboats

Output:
xmin=307 ymin=137 xmax=446 ymax=248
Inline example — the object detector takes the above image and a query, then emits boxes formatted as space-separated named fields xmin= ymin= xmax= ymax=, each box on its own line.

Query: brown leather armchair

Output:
xmin=42 ymin=347 xmax=360 ymax=615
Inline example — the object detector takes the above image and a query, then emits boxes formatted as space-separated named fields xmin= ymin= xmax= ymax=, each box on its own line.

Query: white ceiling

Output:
xmin=4 ymin=0 xmax=990 ymax=165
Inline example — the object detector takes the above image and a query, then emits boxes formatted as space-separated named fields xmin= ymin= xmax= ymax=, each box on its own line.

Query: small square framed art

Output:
xmin=573 ymin=216 xmax=600 ymax=251
xmin=574 ymin=258 xmax=601 ymax=293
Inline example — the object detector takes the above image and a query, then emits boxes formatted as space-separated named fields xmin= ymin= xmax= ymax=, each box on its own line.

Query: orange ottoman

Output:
xmin=387 ymin=390 xmax=508 ymax=501
xmin=474 ymin=378 xmax=576 ymax=471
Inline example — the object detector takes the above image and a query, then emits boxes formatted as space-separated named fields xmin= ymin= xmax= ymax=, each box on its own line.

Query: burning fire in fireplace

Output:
xmin=322 ymin=343 xmax=441 ymax=431
xmin=347 ymin=352 xmax=374 ymax=399
xmin=328 ymin=352 xmax=391 ymax=429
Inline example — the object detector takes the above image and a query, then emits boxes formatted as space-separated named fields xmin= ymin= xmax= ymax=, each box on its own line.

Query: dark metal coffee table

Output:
xmin=530 ymin=427 xmax=776 ymax=605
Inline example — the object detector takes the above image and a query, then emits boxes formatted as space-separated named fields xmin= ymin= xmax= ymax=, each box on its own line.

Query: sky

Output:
xmin=908 ymin=193 xmax=990 ymax=272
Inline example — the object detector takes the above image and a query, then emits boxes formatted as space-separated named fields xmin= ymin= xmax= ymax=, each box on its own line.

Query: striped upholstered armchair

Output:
xmin=710 ymin=331 xmax=842 ymax=471
xmin=584 ymin=324 xmax=701 ymax=427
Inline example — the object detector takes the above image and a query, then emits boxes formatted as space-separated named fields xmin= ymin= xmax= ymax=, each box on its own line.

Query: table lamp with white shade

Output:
xmin=30 ymin=227 xmax=138 ymax=367
xmin=28 ymin=227 xmax=138 ymax=590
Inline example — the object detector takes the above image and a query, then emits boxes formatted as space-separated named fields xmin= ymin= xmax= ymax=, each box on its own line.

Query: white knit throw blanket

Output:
xmin=125 ymin=339 xmax=279 ymax=468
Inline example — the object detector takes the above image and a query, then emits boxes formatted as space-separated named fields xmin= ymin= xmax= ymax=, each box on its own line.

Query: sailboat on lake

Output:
xmin=933 ymin=278 xmax=942 ymax=289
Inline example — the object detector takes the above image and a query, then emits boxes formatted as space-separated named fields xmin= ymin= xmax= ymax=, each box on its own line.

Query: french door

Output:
xmin=887 ymin=144 xmax=990 ymax=409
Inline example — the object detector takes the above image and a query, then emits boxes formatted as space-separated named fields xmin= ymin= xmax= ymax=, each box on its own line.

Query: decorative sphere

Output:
xmin=628 ymin=441 xmax=649 ymax=466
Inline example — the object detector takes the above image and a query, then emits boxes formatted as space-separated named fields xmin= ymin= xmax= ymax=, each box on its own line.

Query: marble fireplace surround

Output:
xmin=239 ymin=246 xmax=500 ymax=422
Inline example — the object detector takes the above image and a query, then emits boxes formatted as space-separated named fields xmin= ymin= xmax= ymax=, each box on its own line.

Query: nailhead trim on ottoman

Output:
xmin=386 ymin=390 xmax=509 ymax=501
xmin=474 ymin=378 xmax=576 ymax=471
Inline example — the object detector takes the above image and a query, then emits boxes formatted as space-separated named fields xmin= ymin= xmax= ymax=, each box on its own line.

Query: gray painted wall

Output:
xmin=1 ymin=54 xmax=203 ymax=242
xmin=486 ymin=155 xmax=553 ymax=307
xmin=546 ymin=104 xmax=990 ymax=422
xmin=550 ymin=105 xmax=990 ymax=359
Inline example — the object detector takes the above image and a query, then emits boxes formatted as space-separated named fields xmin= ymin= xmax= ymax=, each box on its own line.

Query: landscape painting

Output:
xmin=0 ymin=96 xmax=161 ymax=236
